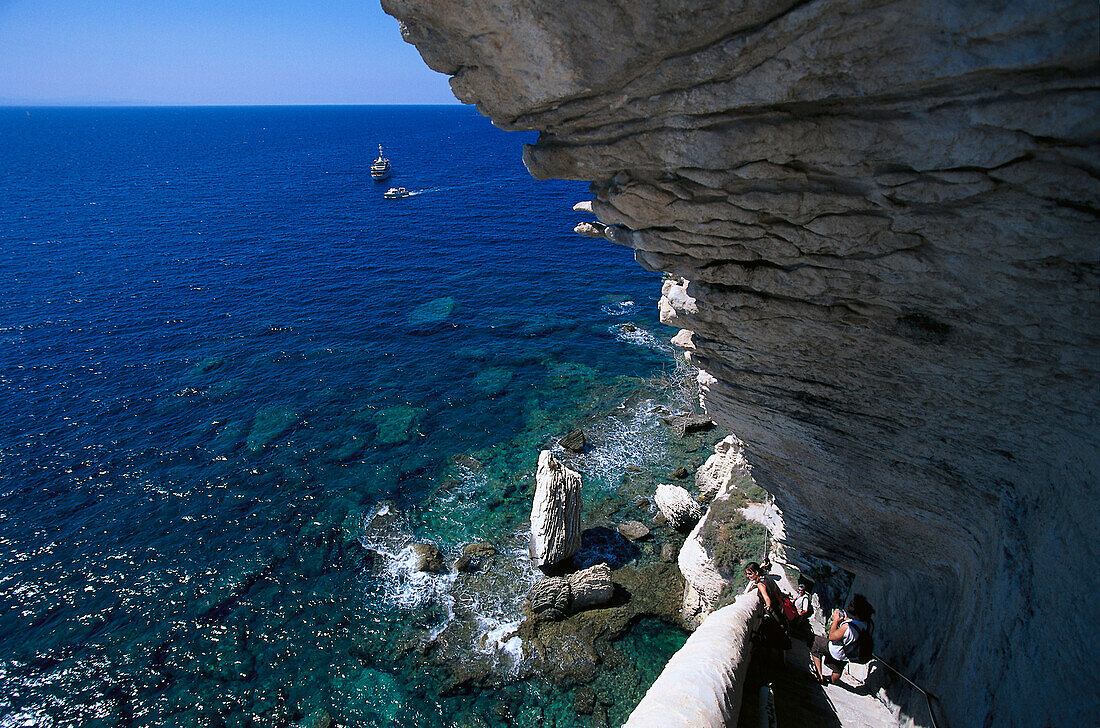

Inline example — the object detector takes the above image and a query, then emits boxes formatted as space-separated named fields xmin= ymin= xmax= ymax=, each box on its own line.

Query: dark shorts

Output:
xmin=757 ymin=612 xmax=792 ymax=651
xmin=811 ymin=634 xmax=847 ymax=672
xmin=791 ymin=615 xmax=813 ymax=643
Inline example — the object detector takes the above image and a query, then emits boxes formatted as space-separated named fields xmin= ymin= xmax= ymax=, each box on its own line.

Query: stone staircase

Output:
xmin=738 ymin=637 xmax=903 ymax=728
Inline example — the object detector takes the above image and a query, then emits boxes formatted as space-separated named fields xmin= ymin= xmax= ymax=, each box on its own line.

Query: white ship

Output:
xmin=370 ymin=144 xmax=391 ymax=180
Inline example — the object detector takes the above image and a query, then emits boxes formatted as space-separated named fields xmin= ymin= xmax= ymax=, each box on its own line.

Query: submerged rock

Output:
xmin=246 ymin=405 xmax=298 ymax=452
xmin=661 ymin=543 xmax=678 ymax=563
xmin=572 ymin=526 xmax=638 ymax=570
xmin=573 ymin=686 xmax=597 ymax=715
xmin=616 ymin=521 xmax=650 ymax=541
xmin=293 ymin=711 xmax=331 ymax=728
xmin=412 ymin=543 xmax=444 ymax=573
xmin=407 ymin=295 xmax=457 ymax=327
xmin=471 ymin=366 xmax=513 ymax=395
xmin=654 ymin=484 xmax=703 ymax=531
xmin=558 ymin=428 xmax=587 ymax=453
xmin=372 ymin=405 xmax=425 ymax=446
xmin=529 ymin=450 xmax=583 ymax=568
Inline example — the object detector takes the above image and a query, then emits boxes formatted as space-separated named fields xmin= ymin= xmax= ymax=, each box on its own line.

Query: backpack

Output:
xmin=841 ymin=619 xmax=874 ymax=664
xmin=780 ymin=596 xmax=798 ymax=622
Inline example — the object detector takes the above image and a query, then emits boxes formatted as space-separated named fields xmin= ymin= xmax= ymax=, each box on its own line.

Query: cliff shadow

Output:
xmin=571 ymin=526 xmax=639 ymax=570
xmin=739 ymin=637 xmax=844 ymax=728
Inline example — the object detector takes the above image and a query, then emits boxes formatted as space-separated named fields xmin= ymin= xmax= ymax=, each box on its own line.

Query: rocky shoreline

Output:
xmin=355 ymin=388 xmax=776 ymax=726
xmin=381 ymin=1 xmax=1099 ymax=722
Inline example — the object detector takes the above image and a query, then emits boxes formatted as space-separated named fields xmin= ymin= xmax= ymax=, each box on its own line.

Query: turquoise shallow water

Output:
xmin=0 ymin=106 xmax=704 ymax=727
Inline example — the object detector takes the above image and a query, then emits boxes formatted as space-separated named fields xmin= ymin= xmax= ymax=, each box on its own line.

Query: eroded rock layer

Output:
xmin=382 ymin=0 xmax=1100 ymax=724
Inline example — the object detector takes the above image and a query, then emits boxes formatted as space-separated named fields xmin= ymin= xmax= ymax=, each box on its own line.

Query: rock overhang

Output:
xmin=381 ymin=1 xmax=1100 ymax=724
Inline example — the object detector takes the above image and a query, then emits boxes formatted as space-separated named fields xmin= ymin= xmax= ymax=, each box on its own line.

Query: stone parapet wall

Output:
xmin=623 ymin=590 xmax=762 ymax=728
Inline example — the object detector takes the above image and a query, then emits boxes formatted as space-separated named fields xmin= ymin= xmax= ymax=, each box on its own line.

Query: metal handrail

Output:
xmin=778 ymin=512 xmax=945 ymax=728
xmin=868 ymin=653 xmax=945 ymax=728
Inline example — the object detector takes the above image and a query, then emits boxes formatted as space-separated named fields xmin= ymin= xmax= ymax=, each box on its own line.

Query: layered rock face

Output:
xmin=383 ymin=0 xmax=1099 ymax=724
xmin=529 ymin=450 xmax=583 ymax=567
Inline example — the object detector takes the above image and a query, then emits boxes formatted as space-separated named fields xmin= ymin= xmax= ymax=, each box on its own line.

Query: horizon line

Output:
xmin=0 ymin=102 xmax=467 ymax=109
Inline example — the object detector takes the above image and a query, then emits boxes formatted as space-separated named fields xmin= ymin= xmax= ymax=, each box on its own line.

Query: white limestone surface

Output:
xmin=654 ymin=483 xmax=703 ymax=530
xmin=528 ymin=450 xmax=582 ymax=567
xmin=696 ymin=434 xmax=751 ymax=501
xmin=623 ymin=590 xmax=762 ymax=728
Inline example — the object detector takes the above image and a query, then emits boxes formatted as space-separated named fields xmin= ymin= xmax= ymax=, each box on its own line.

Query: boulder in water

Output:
xmin=529 ymin=450 xmax=583 ymax=568
xmin=528 ymin=563 xmax=614 ymax=619
xmin=412 ymin=543 xmax=444 ymax=573
xmin=559 ymin=428 xmax=587 ymax=453
xmin=463 ymin=542 xmax=496 ymax=557
xmin=664 ymin=413 xmax=715 ymax=437
xmin=568 ymin=563 xmax=614 ymax=610
xmin=455 ymin=542 xmax=496 ymax=573
xmin=655 ymin=483 xmax=704 ymax=531
xmin=617 ymin=521 xmax=651 ymax=541
xmin=529 ymin=576 xmax=572 ymax=620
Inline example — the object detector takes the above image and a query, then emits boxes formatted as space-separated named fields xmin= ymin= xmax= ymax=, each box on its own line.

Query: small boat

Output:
xmin=383 ymin=187 xmax=410 ymax=199
xmin=370 ymin=144 xmax=391 ymax=180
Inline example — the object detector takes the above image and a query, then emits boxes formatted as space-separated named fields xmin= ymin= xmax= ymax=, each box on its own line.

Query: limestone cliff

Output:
xmin=381 ymin=0 xmax=1100 ymax=724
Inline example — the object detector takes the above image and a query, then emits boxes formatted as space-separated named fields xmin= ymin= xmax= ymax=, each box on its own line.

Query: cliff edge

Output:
xmin=381 ymin=0 xmax=1100 ymax=724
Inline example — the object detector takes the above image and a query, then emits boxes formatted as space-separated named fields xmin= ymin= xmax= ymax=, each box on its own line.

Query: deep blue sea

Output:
xmin=0 ymin=106 xmax=702 ymax=728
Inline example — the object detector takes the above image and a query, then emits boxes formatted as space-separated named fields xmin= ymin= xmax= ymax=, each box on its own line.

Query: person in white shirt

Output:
xmin=792 ymin=580 xmax=814 ymax=643
xmin=810 ymin=593 xmax=874 ymax=684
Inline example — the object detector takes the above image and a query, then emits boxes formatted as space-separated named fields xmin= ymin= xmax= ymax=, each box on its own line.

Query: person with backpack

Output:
xmin=790 ymin=579 xmax=815 ymax=644
xmin=744 ymin=561 xmax=792 ymax=667
xmin=810 ymin=593 xmax=875 ymax=684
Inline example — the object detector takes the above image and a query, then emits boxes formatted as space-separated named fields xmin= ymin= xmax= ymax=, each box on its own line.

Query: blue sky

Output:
xmin=0 ymin=0 xmax=458 ymax=105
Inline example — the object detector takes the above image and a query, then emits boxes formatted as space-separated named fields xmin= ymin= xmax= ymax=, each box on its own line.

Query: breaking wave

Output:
xmin=611 ymin=323 xmax=674 ymax=355
xmin=601 ymin=299 xmax=637 ymax=316
xmin=562 ymin=398 xmax=670 ymax=491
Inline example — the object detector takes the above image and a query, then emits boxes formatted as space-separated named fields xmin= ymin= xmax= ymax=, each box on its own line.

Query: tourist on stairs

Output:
xmin=745 ymin=561 xmax=791 ymax=667
xmin=791 ymin=579 xmax=815 ymax=644
xmin=811 ymin=593 xmax=875 ymax=684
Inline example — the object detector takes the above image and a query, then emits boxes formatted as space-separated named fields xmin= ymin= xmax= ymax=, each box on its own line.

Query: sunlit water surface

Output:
xmin=0 ymin=106 xmax=705 ymax=727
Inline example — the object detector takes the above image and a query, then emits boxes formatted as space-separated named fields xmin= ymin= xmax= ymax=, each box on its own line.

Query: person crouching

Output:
xmin=810 ymin=593 xmax=874 ymax=684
